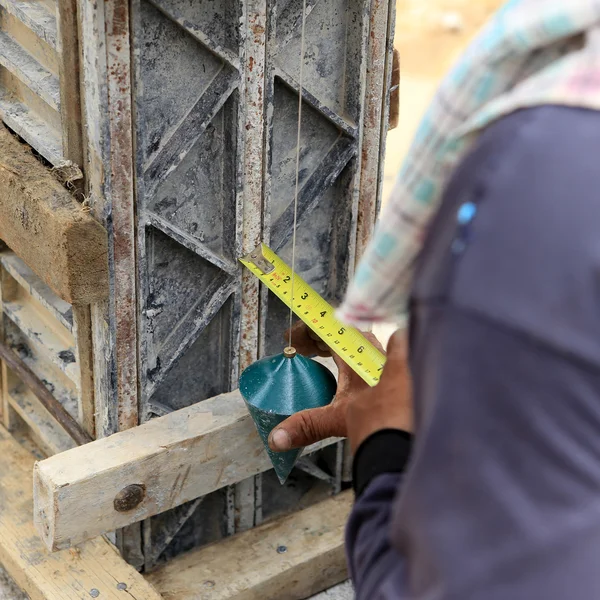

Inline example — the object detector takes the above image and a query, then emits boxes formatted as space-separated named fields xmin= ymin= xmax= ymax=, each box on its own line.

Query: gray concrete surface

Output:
xmin=0 ymin=566 xmax=27 ymax=599
xmin=310 ymin=581 xmax=354 ymax=599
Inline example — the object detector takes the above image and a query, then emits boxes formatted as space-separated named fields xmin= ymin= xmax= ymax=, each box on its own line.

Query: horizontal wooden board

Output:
xmin=0 ymin=0 xmax=57 ymax=49
xmin=148 ymin=491 xmax=352 ymax=600
xmin=0 ymin=30 xmax=60 ymax=110
xmin=7 ymin=382 xmax=76 ymax=455
xmin=0 ymin=123 xmax=108 ymax=304
xmin=34 ymin=382 xmax=340 ymax=551
xmin=1 ymin=253 xmax=73 ymax=331
xmin=0 ymin=425 xmax=163 ymax=600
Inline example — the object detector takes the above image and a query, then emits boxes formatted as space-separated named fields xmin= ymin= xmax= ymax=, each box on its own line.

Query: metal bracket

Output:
xmin=242 ymin=244 xmax=275 ymax=275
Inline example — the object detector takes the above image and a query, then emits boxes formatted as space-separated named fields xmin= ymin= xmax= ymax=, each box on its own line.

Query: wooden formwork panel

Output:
xmin=0 ymin=246 xmax=96 ymax=448
xmin=0 ymin=0 xmax=82 ymax=165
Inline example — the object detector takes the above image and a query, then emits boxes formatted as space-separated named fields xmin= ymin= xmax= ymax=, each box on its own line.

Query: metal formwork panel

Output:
xmin=124 ymin=0 xmax=387 ymax=569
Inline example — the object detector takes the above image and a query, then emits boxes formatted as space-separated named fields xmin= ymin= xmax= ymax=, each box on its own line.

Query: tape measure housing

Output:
xmin=240 ymin=243 xmax=386 ymax=386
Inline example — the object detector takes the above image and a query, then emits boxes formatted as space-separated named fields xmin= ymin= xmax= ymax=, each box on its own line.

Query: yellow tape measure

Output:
xmin=240 ymin=243 xmax=386 ymax=386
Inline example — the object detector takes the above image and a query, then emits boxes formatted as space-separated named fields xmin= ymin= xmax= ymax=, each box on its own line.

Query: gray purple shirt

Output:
xmin=346 ymin=106 xmax=600 ymax=599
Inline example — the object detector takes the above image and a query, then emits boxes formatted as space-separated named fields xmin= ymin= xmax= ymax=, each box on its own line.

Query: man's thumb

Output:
xmin=268 ymin=405 xmax=343 ymax=451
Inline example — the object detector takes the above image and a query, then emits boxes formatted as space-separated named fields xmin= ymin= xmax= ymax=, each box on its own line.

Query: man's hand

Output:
xmin=268 ymin=326 xmax=413 ymax=454
xmin=345 ymin=331 xmax=413 ymax=452
xmin=286 ymin=320 xmax=332 ymax=357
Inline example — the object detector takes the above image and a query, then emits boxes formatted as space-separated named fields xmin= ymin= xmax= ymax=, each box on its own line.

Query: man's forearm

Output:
xmin=346 ymin=430 xmax=412 ymax=598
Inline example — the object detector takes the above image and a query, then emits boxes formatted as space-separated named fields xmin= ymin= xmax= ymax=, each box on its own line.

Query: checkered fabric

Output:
xmin=338 ymin=0 xmax=600 ymax=326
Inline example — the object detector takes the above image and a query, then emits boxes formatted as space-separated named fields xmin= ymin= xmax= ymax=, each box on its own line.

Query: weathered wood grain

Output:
xmin=6 ymin=382 xmax=76 ymax=455
xmin=34 ymin=385 xmax=340 ymax=551
xmin=0 ymin=425 xmax=163 ymax=600
xmin=0 ymin=124 xmax=108 ymax=304
xmin=147 ymin=491 xmax=352 ymax=600
xmin=56 ymin=0 xmax=84 ymax=166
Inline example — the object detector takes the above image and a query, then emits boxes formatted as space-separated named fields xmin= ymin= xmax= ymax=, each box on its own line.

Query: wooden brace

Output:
xmin=0 ymin=124 xmax=108 ymax=304
xmin=33 ymin=383 xmax=340 ymax=552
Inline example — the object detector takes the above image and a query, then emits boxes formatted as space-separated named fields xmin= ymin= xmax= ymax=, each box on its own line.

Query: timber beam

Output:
xmin=0 ymin=124 xmax=108 ymax=304
xmin=0 ymin=424 xmax=162 ymax=600
xmin=148 ymin=491 xmax=352 ymax=600
xmin=34 ymin=384 xmax=340 ymax=552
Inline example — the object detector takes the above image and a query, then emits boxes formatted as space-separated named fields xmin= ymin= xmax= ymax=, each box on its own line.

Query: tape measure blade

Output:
xmin=240 ymin=243 xmax=386 ymax=386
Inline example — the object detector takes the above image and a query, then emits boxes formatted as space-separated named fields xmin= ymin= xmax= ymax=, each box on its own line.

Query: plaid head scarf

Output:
xmin=338 ymin=0 xmax=600 ymax=326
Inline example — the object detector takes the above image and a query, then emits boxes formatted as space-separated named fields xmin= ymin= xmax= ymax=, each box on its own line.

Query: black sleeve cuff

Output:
xmin=352 ymin=429 xmax=413 ymax=497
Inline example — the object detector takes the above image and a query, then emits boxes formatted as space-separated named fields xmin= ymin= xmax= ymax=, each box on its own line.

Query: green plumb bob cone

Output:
xmin=239 ymin=350 xmax=337 ymax=484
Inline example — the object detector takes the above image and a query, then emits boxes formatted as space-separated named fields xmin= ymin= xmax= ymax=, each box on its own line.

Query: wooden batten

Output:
xmin=148 ymin=491 xmax=352 ymax=600
xmin=0 ymin=123 xmax=108 ymax=305
xmin=33 ymin=384 xmax=340 ymax=552
xmin=0 ymin=424 xmax=163 ymax=600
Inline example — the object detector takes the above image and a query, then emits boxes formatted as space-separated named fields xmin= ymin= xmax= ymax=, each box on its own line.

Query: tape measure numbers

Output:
xmin=240 ymin=243 xmax=386 ymax=386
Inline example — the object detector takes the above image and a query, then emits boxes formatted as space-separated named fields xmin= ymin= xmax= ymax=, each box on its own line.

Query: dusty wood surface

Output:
xmin=0 ymin=124 xmax=108 ymax=304
xmin=0 ymin=340 xmax=91 ymax=445
xmin=34 ymin=383 xmax=340 ymax=551
xmin=6 ymin=380 xmax=76 ymax=456
xmin=0 ymin=425 xmax=163 ymax=600
xmin=56 ymin=0 xmax=84 ymax=166
xmin=72 ymin=304 xmax=95 ymax=437
xmin=148 ymin=491 xmax=352 ymax=600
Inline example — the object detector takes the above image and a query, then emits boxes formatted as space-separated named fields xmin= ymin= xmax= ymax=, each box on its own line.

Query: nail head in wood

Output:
xmin=114 ymin=484 xmax=146 ymax=512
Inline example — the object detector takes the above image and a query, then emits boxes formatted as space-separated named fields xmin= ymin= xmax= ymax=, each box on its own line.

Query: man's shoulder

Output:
xmin=415 ymin=105 xmax=600 ymax=367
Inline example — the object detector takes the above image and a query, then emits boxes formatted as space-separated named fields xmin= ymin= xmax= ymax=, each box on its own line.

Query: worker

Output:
xmin=268 ymin=1 xmax=600 ymax=598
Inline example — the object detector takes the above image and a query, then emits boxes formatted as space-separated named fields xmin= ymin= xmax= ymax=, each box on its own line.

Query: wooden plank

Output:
xmin=0 ymin=425 xmax=163 ymax=600
xmin=0 ymin=123 xmax=108 ymax=304
xmin=72 ymin=304 xmax=95 ymax=437
xmin=0 ymin=0 xmax=57 ymax=49
xmin=0 ymin=253 xmax=73 ymax=331
xmin=56 ymin=0 xmax=83 ymax=165
xmin=147 ymin=491 xmax=352 ymax=600
xmin=6 ymin=380 xmax=75 ymax=455
xmin=34 ymin=385 xmax=341 ymax=551
xmin=3 ymin=298 xmax=80 ymax=385
xmin=0 ymin=90 xmax=63 ymax=164
xmin=77 ymin=0 xmax=121 ymax=440
xmin=0 ymin=262 xmax=20 ymax=430
xmin=0 ymin=30 xmax=60 ymax=110
xmin=0 ymin=340 xmax=91 ymax=447
xmin=0 ymin=8 xmax=59 ymax=75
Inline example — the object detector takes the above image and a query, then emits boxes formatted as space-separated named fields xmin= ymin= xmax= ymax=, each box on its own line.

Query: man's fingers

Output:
xmin=331 ymin=351 xmax=355 ymax=389
xmin=308 ymin=329 xmax=331 ymax=355
xmin=268 ymin=405 xmax=344 ymax=451
xmin=284 ymin=321 xmax=331 ymax=357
